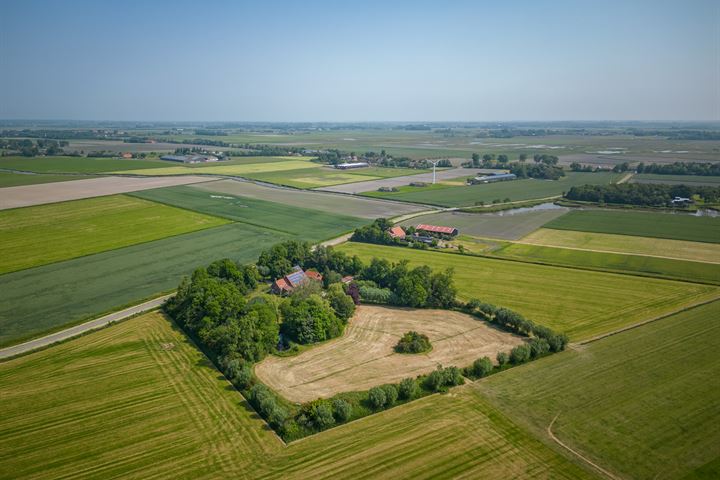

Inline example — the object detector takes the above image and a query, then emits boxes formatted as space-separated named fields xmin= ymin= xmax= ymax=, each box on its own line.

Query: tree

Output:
xmin=280 ymin=294 xmax=343 ymax=344
xmin=519 ymin=153 xmax=527 ymax=162
xmin=496 ymin=351 xmax=509 ymax=366
xmin=471 ymin=357 xmax=493 ymax=378
xmin=471 ymin=153 xmax=480 ymax=167
xmin=382 ymin=384 xmax=398 ymax=407
xmin=510 ymin=344 xmax=531 ymax=364
xmin=327 ymin=283 xmax=356 ymax=322
xmin=398 ymin=377 xmax=419 ymax=400
xmin=497 ymin=154 xmax=509 ymax=164
xmin=395 ymin=331 xmax=432 ymax=353
xmin=299 ymin=399 xmax=336 ymax=430
xmin=368 ymin=386 xmax=387 ymax=409
xmin=332 ymin=399 xmax=352 ymax=422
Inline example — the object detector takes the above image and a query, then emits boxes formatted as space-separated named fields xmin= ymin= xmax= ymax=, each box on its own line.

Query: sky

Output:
xmin=0 ymin=0 xmax=718 ymax=122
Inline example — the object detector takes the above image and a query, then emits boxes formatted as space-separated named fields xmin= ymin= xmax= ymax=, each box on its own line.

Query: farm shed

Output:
xmin=335 ymin=162 xmax=370 ymax=169
xmin=416 ymin=224 xmax=459 ymax=237
xmin=388 ymin=226 xmax=406 ymax=239
xmin=469 ymin=173 xmax=517 ymax=184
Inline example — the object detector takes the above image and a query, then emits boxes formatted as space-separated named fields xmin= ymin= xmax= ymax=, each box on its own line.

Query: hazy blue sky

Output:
xmin=1 ymin=0 xmax=718 ymax=121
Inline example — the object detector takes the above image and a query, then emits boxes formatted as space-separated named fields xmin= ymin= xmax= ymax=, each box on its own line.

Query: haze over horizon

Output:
xmin=1 ymin=0 xmax=718 ymax=122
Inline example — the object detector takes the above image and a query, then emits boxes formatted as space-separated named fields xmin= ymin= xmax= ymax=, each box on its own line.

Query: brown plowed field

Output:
xmin=255 ymin=305 xmax=524 ymax=403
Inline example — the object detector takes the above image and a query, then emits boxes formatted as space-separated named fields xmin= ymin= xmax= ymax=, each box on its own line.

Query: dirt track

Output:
xmin=0 ymin=175 xmax=217 ymax=209
xmin=254 ymin=305 xmax=524 ymax=403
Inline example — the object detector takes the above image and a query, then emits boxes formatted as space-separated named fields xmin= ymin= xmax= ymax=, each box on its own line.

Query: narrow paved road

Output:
xmin=0 ymin=294 xmax=173 ymax=360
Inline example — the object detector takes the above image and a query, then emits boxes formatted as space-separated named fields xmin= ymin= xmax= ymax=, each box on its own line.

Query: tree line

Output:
xmin=636 ymin=162 xmax=720 ymax=176
xmin=565 ymin=183 xmax=720 ymax=206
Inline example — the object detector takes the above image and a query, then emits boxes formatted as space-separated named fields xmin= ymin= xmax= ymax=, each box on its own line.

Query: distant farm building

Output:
xmin=271 ymin=266 xmax=323 ymax=295
xmin=416 ymin=224 xmax=459 ymax=237
xmin=671 ymin=196 xmax=693 ymax=205
xmin=335 ymin=162 xmax=370 ymax=169
xmin=341 ymin=275 xmax=354 ymax=284
xmin=160 ymin=154 xmax=219 ymax=164
xmin=410 ymin=234 xmax=434 ymax=245
xmin=387 ymin=226 xmax=406 ymax=239
xmin=469 ymin=173 xmax=517 ymax=184
xmin=121 ymin=152 xmax=133 ymax=159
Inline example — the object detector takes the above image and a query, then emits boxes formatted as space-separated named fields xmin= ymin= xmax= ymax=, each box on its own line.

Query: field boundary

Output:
xmin=578 ymin=296 xmax=720 ymax=345
xmin=547 ymin=413 xmax=622 ymax=480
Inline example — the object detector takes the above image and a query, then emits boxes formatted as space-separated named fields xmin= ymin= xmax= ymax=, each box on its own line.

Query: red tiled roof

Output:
xmin=341 ymin=275 xmax=354 ymax=283
xmin=416 ymin=224 xmax=457 ymax=234
xmin=388 ymin=226 xmax=406 ymax=238
xmin=273 ymin=278 xmax=290 ymax=292
xmin=305 ymin=270 xmax=323 ymax=281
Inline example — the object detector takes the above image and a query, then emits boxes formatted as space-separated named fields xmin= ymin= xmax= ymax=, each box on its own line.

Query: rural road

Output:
xmin=0 ymin=294 xmax=173 ymax=360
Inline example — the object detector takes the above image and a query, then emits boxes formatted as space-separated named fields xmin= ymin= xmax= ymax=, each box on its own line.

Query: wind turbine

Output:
xmin=430 ymin=159 xmax=441 ymax=184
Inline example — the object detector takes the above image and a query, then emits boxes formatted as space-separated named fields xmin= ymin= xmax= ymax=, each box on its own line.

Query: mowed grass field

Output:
xmin=495 ymin=243 xmax=720 ymax=285
xmin=0 ymin=155 xmax=167 ymax=173
xmin=190 ymin=179 xmax=425 ymax=219
xmin=0 ymin=195 xmax=228 ymax=274
xmin=336 ymin=243 xmax=720 ymax=340
xmin=398 ymin=206 xmax=569 ymax=240
xmin=112 ymin=158 xmax=319 ymax=176
xmin=0 ymin=311 xmax=595 ymax=480
xmin=479 ymin=301 xmax=720 ymax=480
xmin=521 ymin=228 xmax=720 ymax=263
xmin=130 ymin=185 xmax=366 ymax=236
xmin=363 ymin=172 xmax=621 ymax=207
xmin=632 ymin=173 xmax=720 ymax=186
xmin=544 ymin=209 xmax=720 ymax=243
xmin=0 ymin=172 xmax=92 ymax=188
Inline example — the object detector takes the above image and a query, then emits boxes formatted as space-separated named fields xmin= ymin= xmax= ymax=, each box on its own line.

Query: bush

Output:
xmin=471 ymin=357 xmax=493 ymax=378
xmin=299 ymin=399 xmax=335 ymax=430
xmin=398 ymin=377 xmax=419 ymax=400
xmin=425 ymin=366 xmax=465 ymax=392
xmin=332 ymin=399 xmax=353 ymax=423
xmin=510 ymin=344 xmax=531 ymax=365
xmin=358 ymin=285 xmax=394 ymax=304
xmin=382 ymin=384 xmax=398 ymax=407
xmin=496 ymin=351 xmax=509 ymax=366
xmin=368 ymin=386 xmax=387 ymax=409
xmin=528 ymin=338 xmax=550 ymax=358
xmin=395 ymin=331 xmax=432 ymax=354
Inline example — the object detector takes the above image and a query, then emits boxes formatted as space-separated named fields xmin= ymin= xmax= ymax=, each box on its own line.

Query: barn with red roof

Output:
xmin=415 ymin=224 xmax=459 ymax=237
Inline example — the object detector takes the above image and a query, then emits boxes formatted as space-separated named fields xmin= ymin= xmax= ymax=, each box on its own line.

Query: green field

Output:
xmin=399 ymin=206 xmax=569 ymax=240
xmin=632 ymin=173 xmax=720 ymax=186
xmin=0 ymin=195 xmax=228 ymax=274
xmin=544 ymin=209 xmax=720 ymax=244
xmin=363 ymin=172 xmax=621 ymax=207
xmin=496 ymin=243 xmax=720 ymax=285
xmin=336 ymin=243 xmax=719 ymax=340
xmin=130 ymin=185 xmax=366 ymax=237
xmin=113 ymin=158 xmax=319 ymax=176
xmin=0 ymin=155 xmax=167 ymax=173
xmin=0 ymin=311 xmax=594 ymax=479
xmin=0 ymin=172 xmax=92 ymax=188
xmin=480 ymin=301 xmax=720 ymax=480
xmin=242 ymin=165 xmax=430 ymax=189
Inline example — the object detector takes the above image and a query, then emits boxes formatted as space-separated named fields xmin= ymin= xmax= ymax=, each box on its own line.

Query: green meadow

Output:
xmin=0 ymin=155 xmax=167 ymax=173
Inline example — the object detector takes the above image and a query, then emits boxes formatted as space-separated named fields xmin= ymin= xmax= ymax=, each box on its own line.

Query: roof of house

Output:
xmin=416 ymin=224 xmax=458 ymax=234
xmin=388 ymin=226 xmax=406 ymax=238
xmin=273 ymin=278 xmax=290 ymax=291
xmin=341 ymin=275 xmax=354 ymax=283
xmin=305 ymin=270 xmax=323 ymax=281
xmin=286 ymin=270 xmax=308 ymax=287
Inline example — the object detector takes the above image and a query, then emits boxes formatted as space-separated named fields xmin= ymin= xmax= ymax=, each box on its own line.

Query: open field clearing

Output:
xmin=479 ymin=301 xmax=720 ymax=480
xmin=0 ymin=311 xmax=282 ymax=479
xmin=0 ymin=195 xmax=228 ymax=274
xmin=0 ymin=155 xmax=167 ymax=173
xmin=363 ymin=172 xmax=621 ymax=207
xmin=255 ymin=305 xmax=524 ymax=403
xmin=336 ymin=243 xmax=720 ymax=340
xmin=632 ymin=173 xmax=720 ymax=186
xmin=521 ymin=228 xmax=720 ymax=263
xmin=111 ymin=158 xmax=318 ymax=176
xmin=496 ymin=243 xmax=720 ymax=285
xmin=130 ymin=186 xmax=366 ymax=237
xmin=0 ymin=223 xmax=292 ymax=346
xmin=0 ymin=311 xmax=594 ymax=480
xmin=317 ymin=167 xmax=483 ymax=194
xmin=190 ymin=179 xmax=426 ymax=218
xmin=398 ymin=204 xmax=569 ymax=240
xmin=0 ymin=175 xmax=216 ymax=209
xmin=241 ymin=167 xmax=382 ymax=188
xmin=544 ymin=209 xmax=720 ymax=243
xmin=0 ymin=171 xmax=93 ymax=187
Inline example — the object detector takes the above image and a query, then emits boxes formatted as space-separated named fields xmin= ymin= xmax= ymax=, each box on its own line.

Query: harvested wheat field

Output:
xmin=255 ymin=305 xmax=524 ymax=403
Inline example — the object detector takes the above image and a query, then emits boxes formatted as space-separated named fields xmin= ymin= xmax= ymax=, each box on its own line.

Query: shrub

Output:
xmin=471 ymin=356 xmax=493 ymax=378
xmin=368 ymin=386 xmax=387 ymax=409
xmin=510 ymin=344 xmax=531 ymax=365
xmin=332 ymin=399 xmax=353 ymax=423
xmin=425 ymin=366 xmax=465 ymax=392
xmin=358 ymin=285 xmax=394 ymax=304
xmin=398 ymin=377 xmax=419 ymax=400
xmin=395 ymin=331 xmax=432 ymax=354
xmin=382 ymin=384 xmax=398 ymax=407
xmin=496 ymin=351 xmax=509 ymax=366
xmin=299 ymin=399 xmax=336 ymax=430
xmin=528 ymin=338 xmax=550 ymax=358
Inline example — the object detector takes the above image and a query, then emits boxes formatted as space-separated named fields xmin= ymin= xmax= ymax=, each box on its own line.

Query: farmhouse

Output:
xmin=468 ymin=173 xmax=517 ymax=184
xmin=416 ymin=224 xmax=459 ymax=237
xmin=160 ymin=154 xmax=219 ymax=164
xmin=335 ymin=162 xmax=370 ymax=169
xmin=271 ymin=266 xmax=323 ymax=295
xmin=387 ymin=226 xmax=406 ymax=239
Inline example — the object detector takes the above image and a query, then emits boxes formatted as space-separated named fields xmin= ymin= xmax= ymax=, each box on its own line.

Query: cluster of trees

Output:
xmin=464 ymin=299 xmax=569 ymax=353
xmin=636 ymin=162 xmax=720 ymax=176
xmin=350 ymin=218 xmax=396 ymax=245
xmin=279 ymin=284 xmax=351 ymax=345
xmin=395 ymin=331 xmax=432 ymax=354
xmin=565 ymin=183 xmax=720 ymax=206
xmin=464 ymin=153 xmax=564 ymax=180
xmin=627 ymin=129 xmax=720 ymax=141
xmin=0 ymin=138 xmax=69 ymax=157
xmin=569 ymin=162 xmax=626 ymax=173
xmin=509 ymin=162 xmax=565 ymax=180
